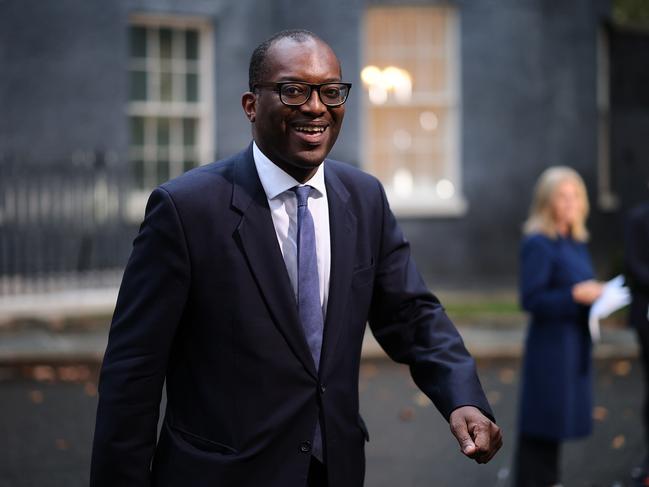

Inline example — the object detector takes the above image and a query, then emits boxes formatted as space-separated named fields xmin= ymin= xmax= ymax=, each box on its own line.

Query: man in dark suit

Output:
xmin=90 ymin=29 xmax=501 ymax=487
xmin=626 ymin=201 xmax=649 ymax=486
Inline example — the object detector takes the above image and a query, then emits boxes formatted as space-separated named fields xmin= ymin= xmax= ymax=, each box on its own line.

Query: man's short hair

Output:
xmin=248 ymin=29 xmax=322 ymax=92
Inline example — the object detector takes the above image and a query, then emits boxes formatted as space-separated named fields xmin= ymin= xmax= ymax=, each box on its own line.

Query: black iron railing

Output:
xmin=0 ymin=152 xmax=136 ymax=295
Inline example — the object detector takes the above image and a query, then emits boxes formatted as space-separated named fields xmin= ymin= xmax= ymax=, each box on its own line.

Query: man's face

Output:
xmin=243 ymin=37 xmax=346 ymax=182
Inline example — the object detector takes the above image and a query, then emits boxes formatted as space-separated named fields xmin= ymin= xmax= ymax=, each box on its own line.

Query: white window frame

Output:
xmin=126 ymin=13 xmax=214 ymax=221
xmin=361 ymin=7 xmax=466 ymax=217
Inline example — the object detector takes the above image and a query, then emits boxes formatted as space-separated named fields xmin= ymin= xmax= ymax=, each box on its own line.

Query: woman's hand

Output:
xmin=571 ymin=279 xmax=604 ymax=305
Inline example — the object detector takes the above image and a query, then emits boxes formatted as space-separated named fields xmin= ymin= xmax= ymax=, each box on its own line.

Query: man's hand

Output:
xmin=449 ymin=406 xmax=502 ymax=464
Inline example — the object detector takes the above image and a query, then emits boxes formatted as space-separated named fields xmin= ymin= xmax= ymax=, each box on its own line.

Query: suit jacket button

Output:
xmin=319 ymin=384 xmax=326 ymax=394
xmin=300 ymin=441 xmax=312 ymax=453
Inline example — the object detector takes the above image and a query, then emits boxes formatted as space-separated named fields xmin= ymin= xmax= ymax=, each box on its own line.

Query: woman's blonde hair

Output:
xmin=523 ymin=166 xmax=590 ymax=241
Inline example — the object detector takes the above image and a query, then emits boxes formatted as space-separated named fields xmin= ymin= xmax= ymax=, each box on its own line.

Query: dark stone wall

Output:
xmin=0 ymin=0 xmax=129 ymax=162
xmin=591 ymin=25 xmax=649 ymax=281
xmin=609 ymin=27 xmax=649 ymax=212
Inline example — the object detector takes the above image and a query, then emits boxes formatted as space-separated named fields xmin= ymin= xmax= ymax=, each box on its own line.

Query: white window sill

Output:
xmin=125 ymin=191 xmax=149 ymax=224
xmin=127 ymin=190 xmax=469 ymax=224
xmin=386 ymin=192 xmax=468 ymax=218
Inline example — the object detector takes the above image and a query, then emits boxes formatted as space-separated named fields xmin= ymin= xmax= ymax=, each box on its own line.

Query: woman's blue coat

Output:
xmin=518 ymin=233 xmax=594 ymax=440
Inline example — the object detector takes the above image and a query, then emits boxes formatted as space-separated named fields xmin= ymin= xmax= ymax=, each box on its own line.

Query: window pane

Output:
xmin=156 ymin=160 xmax=170 ymax=185
xmin=129 ymin=70 xmax=147 ymax=101
xmin=173 ymin=73 xmax=184 ymax=101
xmin=160 ymin=28 xmax=172 ymax=59
xmin=366 ymin=7 xmax=450 ymax=96
xmin=160 ymin=71 xmax=173 ymax=102
xmin=186 ymin=30 xmax=199 ymax=60
xmin=183 ymin=158 xmax=197 ymax=173
xmin=133 ymin=160 xmax=145 ymax=189
xmin=366 ymin=105 xmax=447 ymax=183
xmin=157 ymin=118 xmax=170 ymax=146
xmin=130 ymin=26 xmax=147 ymax=58
xmin=418 ymin=58 xmax=448 ymax=94
xmin=186 ymin=73 xmax=199 ymax=102
xmin=183 ymin=118 xmax=196 ymax=147
xmin=130 ymin=117 xmax=145 ymax=146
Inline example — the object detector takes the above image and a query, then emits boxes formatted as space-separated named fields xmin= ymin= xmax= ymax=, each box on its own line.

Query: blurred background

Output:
xmin=0 ymin=0 xmax=648 ymax=485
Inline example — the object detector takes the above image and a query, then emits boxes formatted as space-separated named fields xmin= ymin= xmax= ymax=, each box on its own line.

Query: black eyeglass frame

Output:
xmin=253 ymin=81 xmax=353 ymax=107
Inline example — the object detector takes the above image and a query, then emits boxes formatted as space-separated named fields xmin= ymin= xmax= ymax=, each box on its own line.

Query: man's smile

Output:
xmin=291 ymin=122 xmax=329 ymax=145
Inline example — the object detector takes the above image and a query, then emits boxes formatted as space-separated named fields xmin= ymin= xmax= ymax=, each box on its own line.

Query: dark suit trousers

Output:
xmin=307 ymin=457 xmax=328 ymax=487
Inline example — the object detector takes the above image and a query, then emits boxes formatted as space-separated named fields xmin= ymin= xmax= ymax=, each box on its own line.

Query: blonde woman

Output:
xmin=513 ymin=167 xmax=603 ymax=487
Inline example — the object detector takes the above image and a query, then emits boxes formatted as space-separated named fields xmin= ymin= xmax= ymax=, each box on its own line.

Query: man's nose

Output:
xmin=301 ymin=87 xmax=326 ymax=115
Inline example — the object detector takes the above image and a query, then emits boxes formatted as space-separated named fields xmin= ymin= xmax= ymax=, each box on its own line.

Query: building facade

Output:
xmin=3 ymin=0 xmax=644 ymax=293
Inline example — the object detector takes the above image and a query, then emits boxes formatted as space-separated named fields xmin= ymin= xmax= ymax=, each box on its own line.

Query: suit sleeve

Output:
xmin=519 ymin=235 xmax=582 ymax=320
xmin=90 ymin=187 xmax=190 ymax=486
xmin=367 ymin=181 xmax=493 ymax=421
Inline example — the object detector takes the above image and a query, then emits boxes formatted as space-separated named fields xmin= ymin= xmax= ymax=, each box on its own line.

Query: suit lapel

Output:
xmin=232 ymin=146 xmax=317 ymax=379
xmin=320 ymin=163 xmax=357 ymax=378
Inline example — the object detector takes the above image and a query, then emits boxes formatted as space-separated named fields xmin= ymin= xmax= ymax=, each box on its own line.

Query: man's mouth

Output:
xmin=292 ymin=123 xmax=329 ymax=145
xmin=293 ymin=125 xmax=327 ymax=134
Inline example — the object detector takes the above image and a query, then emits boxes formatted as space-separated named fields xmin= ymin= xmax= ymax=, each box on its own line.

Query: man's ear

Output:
xmin=241 ymin=92 xmax=257 ymax=123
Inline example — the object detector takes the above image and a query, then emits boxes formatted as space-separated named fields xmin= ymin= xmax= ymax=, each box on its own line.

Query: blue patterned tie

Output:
xmin=292 ymin=185 xmax=324 ymax=461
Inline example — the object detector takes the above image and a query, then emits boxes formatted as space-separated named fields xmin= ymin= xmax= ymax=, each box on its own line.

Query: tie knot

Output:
xmin=292 ymin=185 xmax=312 ymax=207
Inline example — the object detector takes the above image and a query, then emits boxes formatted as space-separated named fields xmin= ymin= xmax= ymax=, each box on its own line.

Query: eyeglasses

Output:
xmin=254 ymin=81 xmax=352 ymax=107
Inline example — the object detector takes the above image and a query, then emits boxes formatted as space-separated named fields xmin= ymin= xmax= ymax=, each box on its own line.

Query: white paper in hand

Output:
xmin=588 ymin=275 xmax=631 ymax=342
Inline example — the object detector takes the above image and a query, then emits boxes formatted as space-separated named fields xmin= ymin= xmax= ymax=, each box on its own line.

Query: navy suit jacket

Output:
xmin=90 ymin=144 xmax=492 ymax=487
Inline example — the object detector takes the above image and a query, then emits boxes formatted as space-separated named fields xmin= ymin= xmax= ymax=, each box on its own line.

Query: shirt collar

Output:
xmin=252 ymin=141 xmax=326 ymax=200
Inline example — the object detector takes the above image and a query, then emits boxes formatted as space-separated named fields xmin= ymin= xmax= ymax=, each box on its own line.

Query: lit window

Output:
xmin=363 ymin=7 xmax=465 ymax=216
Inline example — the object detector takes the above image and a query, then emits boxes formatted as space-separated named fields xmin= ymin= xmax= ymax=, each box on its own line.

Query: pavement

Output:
xmin=0 ymin=357 xmax=644 ymax=487
xmin=0 ymin=287 xmax=639 ymax=363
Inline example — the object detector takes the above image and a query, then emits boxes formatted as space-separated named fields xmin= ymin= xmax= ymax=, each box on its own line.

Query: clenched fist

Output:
xmin=449 ymin=406 xmax=503 ymax=464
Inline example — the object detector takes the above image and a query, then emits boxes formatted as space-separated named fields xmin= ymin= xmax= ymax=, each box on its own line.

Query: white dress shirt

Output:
xmin=252 ymin=142 xmax=331 ymax=317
